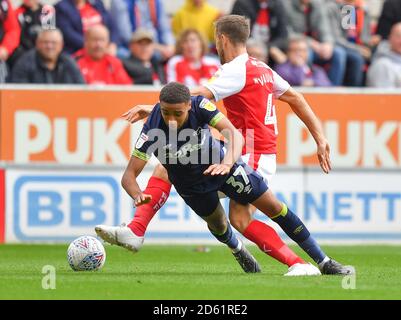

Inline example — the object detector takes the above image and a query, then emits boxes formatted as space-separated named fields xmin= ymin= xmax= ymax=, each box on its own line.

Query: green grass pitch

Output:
xmin=1 ymin=244 xmax=400 ymax=300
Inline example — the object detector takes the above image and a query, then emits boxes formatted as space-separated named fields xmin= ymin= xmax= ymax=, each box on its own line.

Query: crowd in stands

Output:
xmin=0 ymin=0 xmax=400 ymax=88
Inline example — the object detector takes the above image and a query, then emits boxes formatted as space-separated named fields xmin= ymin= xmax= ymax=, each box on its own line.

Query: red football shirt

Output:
xmin=76 ymin=51 xmax=133 ymax=85
xmin=204 ymin=53 xmax=290 ymax=155
xmin=79 ymin=3 xmax=102 ymax=33
xmin=166 ymin=55 xmax=220 ymax=87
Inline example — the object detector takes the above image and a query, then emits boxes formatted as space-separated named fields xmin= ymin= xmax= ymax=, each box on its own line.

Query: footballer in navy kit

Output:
xmin=95 ymin=82 xmax=323 ymax=276
xmin=97 ymin=82 xmax=272 ymax=273
xmin=132 ymin=92 xmax=268 ymax=218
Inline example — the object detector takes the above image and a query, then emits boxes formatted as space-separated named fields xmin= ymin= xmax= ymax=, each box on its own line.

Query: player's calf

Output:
xmin=252 ymin=191 xmax=355 ymax=275
xmin=193 ymin=199 xmax=262 ymax=273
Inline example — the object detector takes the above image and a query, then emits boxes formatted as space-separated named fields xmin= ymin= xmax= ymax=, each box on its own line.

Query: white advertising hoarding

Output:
xmin=4 ymin=165 xmax=401 ymax=243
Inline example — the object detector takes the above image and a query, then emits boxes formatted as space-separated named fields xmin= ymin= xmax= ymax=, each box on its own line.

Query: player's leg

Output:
xmin=180 ymin=191 xmax=260 ymax=273
xmin=233 ymin=154 xmax=305 ymax=267
xmin=222 ymin=162 xmax=320 ymax=275
xmin=95 ymin=164 xmax=171 ymax=253
xmin=229 ymin=200 xmax=305 ymax=267
xmin=127 ymin=163 xmax=171 ymax=236
xmin=252 ymin=189 xmax=355 ymax=275
xmin=244 ymin=154 xmax=353 ymax=274
xmin=202 ymin=202 xmax=242 ymax=252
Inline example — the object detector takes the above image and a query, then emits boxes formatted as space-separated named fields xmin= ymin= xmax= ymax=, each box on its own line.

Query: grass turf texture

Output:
xmin=0 ymin=244 xmax=400 ymax=300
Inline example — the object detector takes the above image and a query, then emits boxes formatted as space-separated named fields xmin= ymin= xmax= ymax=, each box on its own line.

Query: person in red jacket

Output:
xmin=0 ymin=0 xmax=20 ymax=81
xmin=75 ymin=24 xmax=132 ymax=85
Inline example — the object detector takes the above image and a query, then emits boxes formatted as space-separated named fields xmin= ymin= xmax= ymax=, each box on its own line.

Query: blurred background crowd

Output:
xmin=0 ymin=0 xmax=400 ymax=88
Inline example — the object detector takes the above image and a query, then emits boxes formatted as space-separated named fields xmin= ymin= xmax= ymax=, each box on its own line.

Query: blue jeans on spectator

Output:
xmin=342 ymin=46 xmax=364 ymax=87
xmin=310 ymin=46 xmax=364 ymax=86
xmin=310 ymin=46 xmax=346 ymax=86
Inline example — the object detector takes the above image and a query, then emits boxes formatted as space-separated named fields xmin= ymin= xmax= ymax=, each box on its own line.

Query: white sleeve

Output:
xmin=204 ymin=61 xmax=246 ymax=101
xmin=272 ymin=69 xmax=291 ymax=98
xmin=166 ymin=56 xmax=180 ymax=83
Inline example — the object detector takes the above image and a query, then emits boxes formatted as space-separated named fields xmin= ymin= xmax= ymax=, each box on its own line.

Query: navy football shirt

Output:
xmin=133 ymin=96 xmax=228 ymax=194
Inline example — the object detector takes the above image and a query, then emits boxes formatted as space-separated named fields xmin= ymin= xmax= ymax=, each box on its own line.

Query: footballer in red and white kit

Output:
xmin=204 ymin=53 xmax=290 ymax=182
xmin=106 ymin=15 xmax=353 ymax=277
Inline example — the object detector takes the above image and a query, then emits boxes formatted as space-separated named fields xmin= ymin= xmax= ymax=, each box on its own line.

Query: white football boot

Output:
xmin=284 ymin=263 xmax=322 ymax=276
xmin=95 ymin=224 xmax=144 ymax=253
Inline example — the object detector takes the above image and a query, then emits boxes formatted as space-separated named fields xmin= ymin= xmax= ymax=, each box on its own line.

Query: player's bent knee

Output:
xmin=152 ymin=164 xmax=169 ymax=182
xmin=206 ymin=218 xmax=227 ymax=234
xmin=229 ymin=202 xmax=252 ymax=233
xmin=229 ymin=215 xmax=251 ymax=234
xmin=208 ymin=213 xmax=229 ymax=234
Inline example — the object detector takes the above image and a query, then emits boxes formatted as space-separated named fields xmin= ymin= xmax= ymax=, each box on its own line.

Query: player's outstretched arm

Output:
xmin=279 ymin=87 xmax=332 ymax=174
xmin=122 ymin=87 xmax=216 ymax=124
xmin=121 ymin=104 xmax=156 ymax=123
xmin=204 ymin=117 xmax=244 ymax=176
xmin=190 ymin=86 xmax=216 ymax=102
xmin=122 ymin=86 xmax=215 ymax=124
xmin=121 ymin=156 xmax=152 ymax=206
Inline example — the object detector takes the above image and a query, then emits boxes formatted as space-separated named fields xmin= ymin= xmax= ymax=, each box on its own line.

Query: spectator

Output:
xmin=15 ymin=0 xmax=44 ymax=53
xmin=123 ymin=28 xmax=165 ymax=84
xmin=284 ymin=0 xmax=346 ymax=86
xmin=374 ymin=0 xmax=401 ymax=44
xmin=166 ymin=29 xmax=219 ymax=87
xmin=247 ymin=38 xmax=268 ymax=63
xmin=109 ymin=0 xmax=175 ymax=61
xmin=326 ymin=0 xmax=366 ymax=86
xmin=367 ymin=23 xmax=401 ymax=88
xmin=172 ymin=0 xmax=221 ymax=48
xmin=275 ymin=36 xmax=331 ymax=87
xmin=0 ymin=0 xmax=20 ymax=82
xmin=231 ymin=0 xmax=288 ymax=64
xmin=341 ymin=0 xmax=372 ymax=52
xmin=11 ymin=28 xmax=84 ymax=84
xmin=55 ymin=0 xmax=119 ymax=55
xmin=75 ymin=25 xmax=132 ymax=85
xmin=9 ymin=0 xmax=44 ymax=68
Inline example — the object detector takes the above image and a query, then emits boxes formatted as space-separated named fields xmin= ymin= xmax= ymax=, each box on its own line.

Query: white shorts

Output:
xmin=241 ymin=153 xmax=277 ymax=184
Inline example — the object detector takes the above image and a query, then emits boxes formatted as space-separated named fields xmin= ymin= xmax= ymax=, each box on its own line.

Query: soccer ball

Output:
xmin=67 ymin=236 xmax=106 ymax=271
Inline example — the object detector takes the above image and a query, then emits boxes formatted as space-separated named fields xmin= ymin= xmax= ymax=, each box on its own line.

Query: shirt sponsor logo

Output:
xmin=165 ymin=134 xmax=206 ymax=160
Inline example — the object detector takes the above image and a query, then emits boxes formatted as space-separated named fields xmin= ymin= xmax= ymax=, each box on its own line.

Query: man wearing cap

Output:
xmin=123 ymin=28 xmax=165 ymax=85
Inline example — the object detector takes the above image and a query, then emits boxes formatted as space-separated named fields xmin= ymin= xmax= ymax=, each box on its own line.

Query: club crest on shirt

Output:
xmin=135 ymin=133 xmax=149 ymax=149
xmin=199 ymin=98 xmax=216 ymax=112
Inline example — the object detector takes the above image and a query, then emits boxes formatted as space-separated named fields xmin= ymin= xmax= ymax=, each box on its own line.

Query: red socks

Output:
xmin=128 ymin=176 xmax=304 ymax=269
xmin=128 ymin=176 xmax=172 ymax=236
xmin=243 ymin=220 xmax=304 ymax=267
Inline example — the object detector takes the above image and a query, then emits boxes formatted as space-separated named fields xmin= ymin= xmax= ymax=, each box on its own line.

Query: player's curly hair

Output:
xmin=159 ymin=82 xmax=191 ymax=104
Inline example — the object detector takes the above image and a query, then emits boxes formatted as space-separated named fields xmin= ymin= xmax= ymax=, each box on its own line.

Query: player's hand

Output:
xmin=122 ymin=105 xmax=154 ymax=123
xmin=317 ymin=140 xmax=332 ymax=174
xmin=134 ymin=193 xmax=152 ymax=206
xmin=203 ymin=164 xmax=232 ymax=176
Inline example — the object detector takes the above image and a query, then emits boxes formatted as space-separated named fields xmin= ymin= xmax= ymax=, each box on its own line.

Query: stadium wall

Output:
xmin=0 ymin=85 xmax=400 ymax=244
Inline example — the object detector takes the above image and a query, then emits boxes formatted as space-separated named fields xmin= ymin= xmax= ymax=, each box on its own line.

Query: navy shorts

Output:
xmin=179 ymin=162 xmax=268 ymax=217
